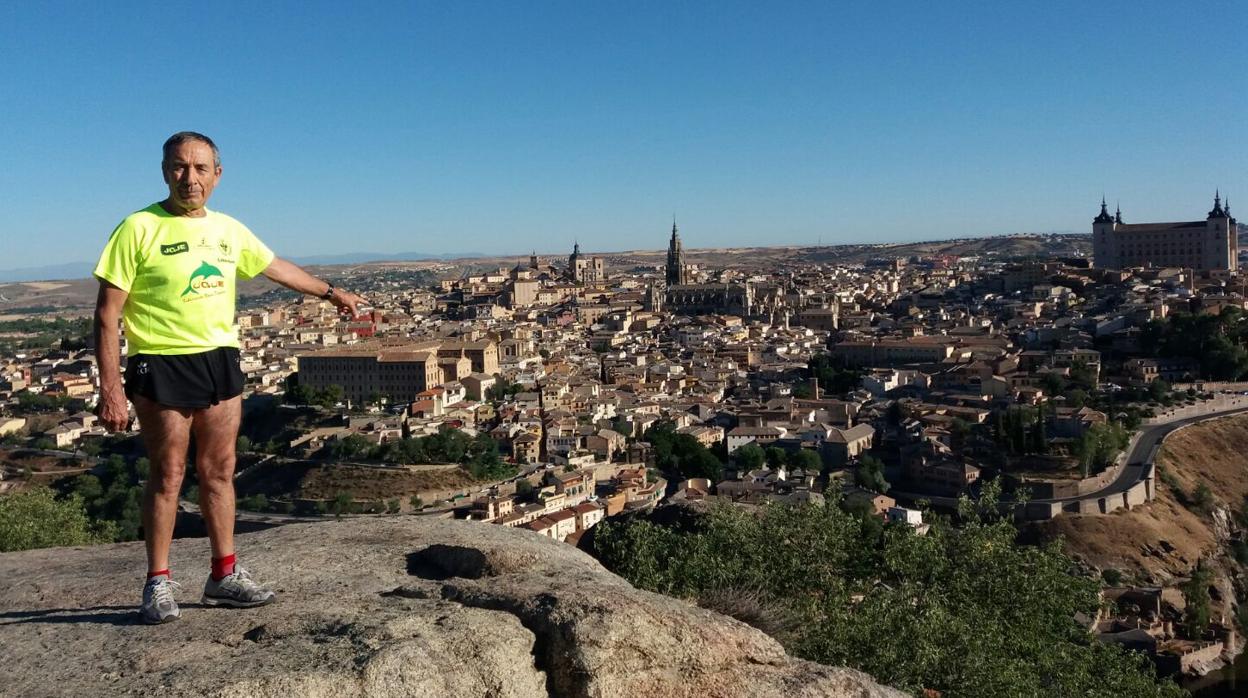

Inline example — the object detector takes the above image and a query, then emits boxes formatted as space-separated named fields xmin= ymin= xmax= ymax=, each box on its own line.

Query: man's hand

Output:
xmin=96 ymin=388 xmax=130 ymax=432
xmin=330 ymin=288 xmax=368 ymax=318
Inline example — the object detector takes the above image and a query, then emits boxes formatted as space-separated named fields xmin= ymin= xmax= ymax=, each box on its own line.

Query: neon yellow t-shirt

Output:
xmin=93 ymin=203 xmax=275 ymax=355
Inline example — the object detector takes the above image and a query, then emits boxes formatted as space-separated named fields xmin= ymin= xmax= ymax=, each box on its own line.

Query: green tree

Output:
xmin=791 ymin=449 xmax=823 ymax=472
xmin=236 ymin=435 xmax=253 ymax=453
xmin=644 ymin=421 xmax=723 ymax=481
xmin=1143 ymin=309 xmax=1248 ymax=381
xmin=0 ymin=488 xmax=117 ymax=552
xmin=806 ymin=354 xmax=864 ymax=396
xmin=611 ymin=416 xmax=632 ymax=439
xmin=1182 ymin=562 xmax=1214 ymax=640
xmin=854 ymin=454 xmax=889 ymax=493
xmin=326 ymin=434 xmax=373 ymax=461
xmin=331 ymin=491 xmax=354 ymax=518
xmin=315 ymin=384 xmax=345 ymax=408
xmin=514 ymin=479 xmax=535 ymax=502
xmin=1147 ymin=380 xmax=1171 ymax=404
xmin=734 ymin=442 xmax=766 ymax=470
xmin=1040 ymin=372 xmax=1067 ymax=397
xmin=239 ymin=493 xmax=269 ymax=512
xmin=1192 ymin=482 xmax=1215 ymax=514
xmin=1030 ymin=406 xmax=1047 ymax=455
xmin=1065 ymin=388 xmax=1089 ymax=409
xmin=950 ymin=418 xmax=971 ymax=453
xmin=765 ymin=447 xmax=788 ymax=468
xmin=284 ymin=374 xmax=315 ymax=405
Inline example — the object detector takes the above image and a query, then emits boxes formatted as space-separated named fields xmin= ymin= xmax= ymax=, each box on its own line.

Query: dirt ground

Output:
xmin=299 ymin=463 xmax=478 ymax=501
xmin=236 ymin=460 xmax=481 ymax=503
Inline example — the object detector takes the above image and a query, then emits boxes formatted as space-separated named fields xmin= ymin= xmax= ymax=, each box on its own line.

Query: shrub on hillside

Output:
xmin=0 ymin=488 xmax=117 ymax=552
xmin=592 ymin=482 xmax=1183 ymax=698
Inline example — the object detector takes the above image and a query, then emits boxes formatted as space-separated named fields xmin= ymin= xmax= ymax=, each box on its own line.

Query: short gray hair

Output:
xmin=162 ymin=131 xmax=220 ymax=168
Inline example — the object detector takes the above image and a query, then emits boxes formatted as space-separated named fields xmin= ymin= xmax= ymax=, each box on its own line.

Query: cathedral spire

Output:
xmin=665 ymin=217 xmax=687 ymax=286
xmin=1115 ymin=202 xmax=1122 ymax=225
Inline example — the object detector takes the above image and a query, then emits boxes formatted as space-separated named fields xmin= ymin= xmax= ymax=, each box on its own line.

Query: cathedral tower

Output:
xmin=665 ymin=219 xmax=689 ymax=286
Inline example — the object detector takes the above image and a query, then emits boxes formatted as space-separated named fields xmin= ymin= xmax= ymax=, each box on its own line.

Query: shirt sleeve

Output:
xmin=93 ymin=219 xmax=140 ymax=292
xmin=235 ymin=222 xmax=276 ymax=279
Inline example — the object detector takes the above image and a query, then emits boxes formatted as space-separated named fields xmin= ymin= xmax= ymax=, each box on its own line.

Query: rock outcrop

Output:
xmin=0 ymin=516 xmax=901 ymax=697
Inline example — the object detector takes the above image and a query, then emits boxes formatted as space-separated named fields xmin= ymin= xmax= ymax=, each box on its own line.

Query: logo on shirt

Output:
xmin=181 ymin=261 xmax=226 ymax=300
xmin=160 ymin=242 xmax=189 ymax=256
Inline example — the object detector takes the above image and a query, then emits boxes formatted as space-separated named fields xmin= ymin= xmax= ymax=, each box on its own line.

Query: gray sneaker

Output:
xmin=139 ymin=576 xmax=181 ymax=624
xmin=201 ymin=566 xmax=277 ymax=608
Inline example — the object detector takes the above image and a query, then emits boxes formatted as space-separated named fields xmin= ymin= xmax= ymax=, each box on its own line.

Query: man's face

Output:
xmin=162 ymin=140 xmax=221 ymax=212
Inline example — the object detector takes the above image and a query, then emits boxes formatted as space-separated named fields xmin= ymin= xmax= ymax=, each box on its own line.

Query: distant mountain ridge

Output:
xmin=0 ymin=252 xmax=484 ymax=283
xmin=290 ymin=251 xmax=484 ymax=266
xmin=0 ymin=262 xmax=96 ymax=284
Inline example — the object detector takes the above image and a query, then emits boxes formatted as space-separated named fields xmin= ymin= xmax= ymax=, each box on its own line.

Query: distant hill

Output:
xmin=289 ymin=251 xmax=484 ymax=265
xmin=0 ymin=253 xmax=482 ymax=283
xmin=0 ymin=262 xmax=95 ymax=284
xmin=0 ymin=232 xmax=1098 ymax=285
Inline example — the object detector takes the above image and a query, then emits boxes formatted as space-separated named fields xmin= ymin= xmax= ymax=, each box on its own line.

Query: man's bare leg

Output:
xmin=194 ymin=394 xmax=276 ymax=607
xmin=192 ymin=396 xmax=241 ymax=561
xmin=134 ymin=395 xmax=193 ymax=575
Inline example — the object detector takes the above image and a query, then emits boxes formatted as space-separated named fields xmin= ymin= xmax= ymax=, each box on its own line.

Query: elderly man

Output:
xmin=93 ymin=131 xmax=365 ymax=624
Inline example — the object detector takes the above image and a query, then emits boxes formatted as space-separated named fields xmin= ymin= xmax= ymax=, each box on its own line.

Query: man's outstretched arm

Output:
xmin=94 ymin=280 xmax=130 ymax=432
xmin=261 ymin=257 xmax=366 ymax=317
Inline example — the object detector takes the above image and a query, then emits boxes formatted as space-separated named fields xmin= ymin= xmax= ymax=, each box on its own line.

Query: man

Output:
xmin=93 ymin=132 xmax=365 ymax=624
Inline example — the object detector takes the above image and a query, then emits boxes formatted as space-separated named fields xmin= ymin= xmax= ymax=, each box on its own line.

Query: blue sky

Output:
xmin=1 ymin=1 xmax=1245 ymax=267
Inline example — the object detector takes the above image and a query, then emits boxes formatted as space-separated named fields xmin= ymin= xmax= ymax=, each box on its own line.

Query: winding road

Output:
xmin=891 ymin=394 xmax=1248 ymax=514
xmin=1041 ymin=395 xmax=1248 ymax=506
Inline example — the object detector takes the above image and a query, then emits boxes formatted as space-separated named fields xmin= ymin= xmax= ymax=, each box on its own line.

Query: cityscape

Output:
xmin=4 ymin=202 xmax=1248 ymax=695
xmin=3 ymin=3 xmax=1248 ymax=698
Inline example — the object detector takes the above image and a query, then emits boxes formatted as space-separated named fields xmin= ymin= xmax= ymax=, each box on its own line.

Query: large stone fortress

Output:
xmin=1092 ymin=193 xmax=1238 ymax=271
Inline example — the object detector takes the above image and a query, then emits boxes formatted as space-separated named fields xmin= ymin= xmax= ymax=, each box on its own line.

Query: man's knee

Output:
xmin=197 ymin=455 xmax=236 ymax=491
xmin=149 ymin=460 xmax=186 ymax=496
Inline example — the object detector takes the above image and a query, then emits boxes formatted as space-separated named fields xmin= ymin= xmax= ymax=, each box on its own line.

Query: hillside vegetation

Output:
xmin=591 ymin=485 xmax=1182 ymax=698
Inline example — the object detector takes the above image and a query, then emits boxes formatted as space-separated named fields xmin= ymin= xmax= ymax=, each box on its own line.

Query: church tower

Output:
xmin=568 ymin=241 xmax=581 ymax=282
xmin=665 ymin=219 xmax=688 ymax=286
xmin=644 ymin=280 xmax=664 ymax=313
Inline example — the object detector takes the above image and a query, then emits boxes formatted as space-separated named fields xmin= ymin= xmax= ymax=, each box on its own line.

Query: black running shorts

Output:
xmin=125 ymin=347 xmax=245 ymax=409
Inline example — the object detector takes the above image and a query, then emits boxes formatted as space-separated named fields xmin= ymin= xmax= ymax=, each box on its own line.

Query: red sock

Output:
xmin=211 ymin=554 xmax=236 ymax=581
xmin=147 ymin=569 xmax=170 ymax=579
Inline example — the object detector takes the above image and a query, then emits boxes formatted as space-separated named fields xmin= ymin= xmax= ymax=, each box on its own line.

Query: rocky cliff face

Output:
xmin=0 ymin=516 xmax=900 ymax=698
